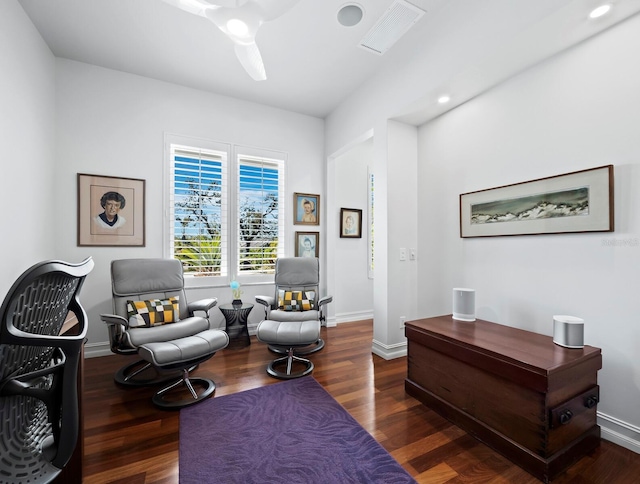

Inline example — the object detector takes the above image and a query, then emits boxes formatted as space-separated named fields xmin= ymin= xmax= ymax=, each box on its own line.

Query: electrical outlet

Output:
xmin=399 ymin=248 xmax=407 ymax=261
xmin=399 ymin=316 xmax=406 ymax=328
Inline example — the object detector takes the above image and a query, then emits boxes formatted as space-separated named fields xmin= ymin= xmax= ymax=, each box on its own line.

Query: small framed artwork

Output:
xmin=460 ymin=165 xmax=614 ymax=238
xmin=77 ymin=173 xmax=145 ymax=246
xmin=340 ymin=208 xmax=362 ymax=238
xmin=295 ymin=231 xmax=319 ymax=258
xmin=294 ymin=192 xmax=320 ymax=225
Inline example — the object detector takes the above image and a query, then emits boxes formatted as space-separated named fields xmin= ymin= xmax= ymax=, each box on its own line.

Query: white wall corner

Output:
xmin=598 ymin=412 xmax=640 ymax=454
xmin=325 ymin=316 xmax=338 ymax=328
xmin=372 ymin=339 xmax=407 ymax=360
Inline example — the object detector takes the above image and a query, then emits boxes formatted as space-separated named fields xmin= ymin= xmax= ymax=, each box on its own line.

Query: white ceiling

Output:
xmin=17 ymin=0 xmax=640 ymax=121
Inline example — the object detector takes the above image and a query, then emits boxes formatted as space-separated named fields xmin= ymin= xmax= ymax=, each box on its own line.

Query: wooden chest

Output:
xmin=405 ymin=315 xmax=601 ymax=482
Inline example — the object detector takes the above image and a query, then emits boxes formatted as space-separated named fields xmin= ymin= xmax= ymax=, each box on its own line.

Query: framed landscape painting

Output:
xmin=460 ymin=165 xmax=614 ymax=238
xmin=78 ymin=173 xmax=145 ymax=246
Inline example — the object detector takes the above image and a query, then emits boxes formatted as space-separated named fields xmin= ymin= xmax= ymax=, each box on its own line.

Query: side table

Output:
xmin=218 ymin=302 xmax=253 ymax=349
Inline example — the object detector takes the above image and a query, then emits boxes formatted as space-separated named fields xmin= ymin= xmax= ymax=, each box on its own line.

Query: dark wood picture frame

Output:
xmin=460 ymin=165 xmax=614 ymax=238
xmin=340 ymin=208 xmax=363 ymax=238
xmin=294 ymin=192 xmax=320 ymax=225
xmin=77 ymin=173 xmax=145 ymax=246
xmin=295 ymin=231 xmax=319 ymax=258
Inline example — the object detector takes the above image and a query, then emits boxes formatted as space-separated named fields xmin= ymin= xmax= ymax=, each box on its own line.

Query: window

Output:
xmin=170 ymin=144 xmax=228 ymax=277
xmin=236 ymin=154 xmax=285 ymax=274
xmin=166 ymin=136 xmax=285 ymax=283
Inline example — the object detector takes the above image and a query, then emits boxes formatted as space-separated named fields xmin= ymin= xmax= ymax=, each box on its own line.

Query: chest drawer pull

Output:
xmin=585 ymin=395 xmax=598 ymax=408
xmin=550 ymin=385 xmax=599 ymax=429
xmin=559 ymin=410 xmax=573 ymax=425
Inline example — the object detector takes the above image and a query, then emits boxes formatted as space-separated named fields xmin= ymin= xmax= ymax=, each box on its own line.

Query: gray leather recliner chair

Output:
xmin=255 ymin=257 xmax=333 ymax=379
xmin=101 ymin=258 xmax=229 ymax=409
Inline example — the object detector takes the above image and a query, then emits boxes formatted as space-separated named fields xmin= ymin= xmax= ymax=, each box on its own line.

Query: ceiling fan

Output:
xmin=161 ymin=0 xmax=301 ymax=81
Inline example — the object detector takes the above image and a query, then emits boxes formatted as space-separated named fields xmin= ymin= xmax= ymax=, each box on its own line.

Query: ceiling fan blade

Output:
xmin=160 ymin=0 xmax=253 ymax=15
xmin=234 ymin=43 xmax=266 ymax=81
xmin=204 ymin=4 xmax=261 ymax=42
xmin=163 ymin=0 xmax=298 ymax=81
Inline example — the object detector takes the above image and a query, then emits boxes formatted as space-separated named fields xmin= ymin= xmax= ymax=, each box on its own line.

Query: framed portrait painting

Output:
xmin=295 ymin=232 xmax=319 ymax=258
xmin=340 ymin=208 xmax=362 ymax=238
xmin=294 ymin=192 xmax=320 ymax=225
xmin=77 ymin=173 xmax=145 ymax=246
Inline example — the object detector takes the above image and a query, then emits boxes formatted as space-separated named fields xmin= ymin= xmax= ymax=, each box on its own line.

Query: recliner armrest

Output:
xmin=255 ymin=295 xmax=276 ymax=308
xmin=101 ymin=313 xmax=129 ymax=328
xmin=318 ymin=295 xmax=333 ymax=307
xmin=188 ymin=297 xmax=218 ymax=315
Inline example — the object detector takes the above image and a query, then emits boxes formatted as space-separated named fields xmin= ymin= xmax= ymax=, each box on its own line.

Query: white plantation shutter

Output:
xmin=170 ymin=144 xmax=228 ymax=277
xmin=237 ymin=154 xmax=285 ymax=274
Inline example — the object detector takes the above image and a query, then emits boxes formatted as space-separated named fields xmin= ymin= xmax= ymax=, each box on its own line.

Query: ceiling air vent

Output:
xmin=359 ymin=0 xmax=425 ymax=55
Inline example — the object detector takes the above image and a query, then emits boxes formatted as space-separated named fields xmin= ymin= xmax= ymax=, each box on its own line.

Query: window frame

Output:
xmin=164 ymin=134 xmax=286 ymax=288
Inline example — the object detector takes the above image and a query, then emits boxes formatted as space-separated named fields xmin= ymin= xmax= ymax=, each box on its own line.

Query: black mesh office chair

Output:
xmin=0 ymin=257 xmax=93 ymax=484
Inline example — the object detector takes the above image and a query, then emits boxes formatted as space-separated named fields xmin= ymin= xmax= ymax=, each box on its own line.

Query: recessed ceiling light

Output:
xmin=438 ymin=95 xmax=451 ymax=104
xmin=338 ymin=4 xmax=364 ymax=27
xmin=589 ymin=4 xmax=611 ymax=19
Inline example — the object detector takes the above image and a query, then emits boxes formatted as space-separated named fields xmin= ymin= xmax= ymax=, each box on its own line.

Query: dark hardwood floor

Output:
xmin=83 ymin=320 xmax=640 ymax=483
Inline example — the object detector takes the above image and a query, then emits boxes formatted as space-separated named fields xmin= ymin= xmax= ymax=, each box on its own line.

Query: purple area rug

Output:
xmin=179 ymin=376 xmax=416 ymax=483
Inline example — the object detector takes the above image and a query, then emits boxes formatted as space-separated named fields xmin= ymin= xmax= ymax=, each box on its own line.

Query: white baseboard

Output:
xmin=371 ymin=339 xmax=407 ymax=360
xmin=85 ymin=341 xmax=112 ymax=358
xmin=598 ymin=411 xmax=640 ymax=454
xmin=334 ymin=310 xmax=373 ymax=324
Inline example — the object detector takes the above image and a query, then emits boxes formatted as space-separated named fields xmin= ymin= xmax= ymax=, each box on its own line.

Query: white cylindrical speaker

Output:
xmin=452 ymin=288 xmax=475 ymax=322
xmin=553 ymin=315 xmax=584 ymax=348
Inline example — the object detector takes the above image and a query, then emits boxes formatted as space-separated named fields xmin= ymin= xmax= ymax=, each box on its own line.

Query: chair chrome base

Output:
xmin=266 ymin=348 xmax=314 ymax=380
xmin=151 ymin=370 xmax=216 ymax=409
xmin=269 ymin=338 xmax=325 ymax=356
xmin=114 ymin=359 xmax=197 ymax=387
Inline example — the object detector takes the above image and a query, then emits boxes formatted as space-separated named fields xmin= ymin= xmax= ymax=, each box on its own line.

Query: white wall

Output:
xmin=0 ymin=0 xmax=56 ymax=295
xmin=333 ymin=138 xmax=373 ymax=322
xmin=53 ymin=59 xmax=325 ymax=354
xmin=383 ymin=121 xmax=419 ymax=349
xmin=418 ymin=12 xmax=640 ymax=451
